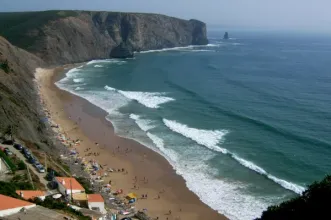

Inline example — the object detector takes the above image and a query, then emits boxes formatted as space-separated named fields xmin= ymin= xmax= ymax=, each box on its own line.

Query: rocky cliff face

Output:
xmin=0 ymin=11 xmax=208 ymax=64
xmin=0 ymin=36 xmax=48 ymax=144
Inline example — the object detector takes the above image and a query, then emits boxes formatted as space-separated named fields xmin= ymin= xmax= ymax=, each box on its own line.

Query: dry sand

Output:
xmin=35 ymin=66 xmax=227 ymax=220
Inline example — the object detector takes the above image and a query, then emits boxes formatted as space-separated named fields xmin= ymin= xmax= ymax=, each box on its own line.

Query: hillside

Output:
xmin=0 ymin=10 xmax=208 ymax=64
xmin=0 ymin=36 xmax=48 ymax=144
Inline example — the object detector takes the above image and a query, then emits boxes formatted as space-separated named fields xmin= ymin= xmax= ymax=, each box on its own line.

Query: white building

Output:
xmin=87 ymin=194 xmax=106 ymax=214
xmin=0 ymin=194 xmax=36 ymax=217
xmin=55 ymin=177 xmax=85 ymax=196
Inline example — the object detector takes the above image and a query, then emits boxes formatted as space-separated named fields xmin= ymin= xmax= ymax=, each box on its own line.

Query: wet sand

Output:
xmin=35 ymin=66 xmax=227 ymax=220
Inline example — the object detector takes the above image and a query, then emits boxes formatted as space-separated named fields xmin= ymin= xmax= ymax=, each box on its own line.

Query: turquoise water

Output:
xmin=56 ymin=30 xmax=331 ymax=219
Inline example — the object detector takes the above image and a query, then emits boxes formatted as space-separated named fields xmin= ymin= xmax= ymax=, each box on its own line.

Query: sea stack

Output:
xmin=223 ymin=32 xmax=229 ymax=40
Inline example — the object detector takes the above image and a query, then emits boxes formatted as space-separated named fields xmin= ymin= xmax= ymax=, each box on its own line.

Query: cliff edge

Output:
xmin=0 ymin=10 xmax=208 ymax=64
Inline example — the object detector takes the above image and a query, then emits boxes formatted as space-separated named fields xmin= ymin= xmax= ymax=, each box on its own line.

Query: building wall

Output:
xmin=56 ymin=180 xmax=83 ymax=195
xmin=88 ymin=202 xmax=106 ymax=214
xmin=0 ymin=204 xmax=36 ymax=217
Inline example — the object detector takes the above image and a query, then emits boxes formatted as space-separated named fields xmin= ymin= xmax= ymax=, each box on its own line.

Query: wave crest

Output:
xmin=163 ymin=118 xmax=305 ymax=194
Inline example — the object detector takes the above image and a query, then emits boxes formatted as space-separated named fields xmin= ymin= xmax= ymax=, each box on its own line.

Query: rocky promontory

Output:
xmin=0 ymin=10 xmax=208 ymax=63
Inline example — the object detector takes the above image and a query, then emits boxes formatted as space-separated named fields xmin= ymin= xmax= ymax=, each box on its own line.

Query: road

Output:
xmin=3 ymin=144 xmax=48 ymax=188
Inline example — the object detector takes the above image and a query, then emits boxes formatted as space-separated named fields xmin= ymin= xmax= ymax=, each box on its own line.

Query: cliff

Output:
xmin=0 ymin=10 xmax=208 ymax=64
xmin=0 ymin=36 xmax=48 ymax=144
xmin=0 ymin=10 xmax=208 ymax=146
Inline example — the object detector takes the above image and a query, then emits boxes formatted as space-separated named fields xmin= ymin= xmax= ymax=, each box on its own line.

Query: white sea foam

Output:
xmin=146 ymin=132 xmax=179 ymax=162
xmin=163 ymin=119 xmax=229 ymax=153
xmin=104 ymin=85 xmax=174 ymax=108
xmin=177 ymin=163 xmax=269 ymax=220
xmin=74 ymin=87 xmax=83 ymax=91
xmin=232 ymin=155 xmax=305 ymax=194
xmin=144 ymin=131 xmax=271 ymax=219
xmin=138 ymin=44 xmax=219 ymax=54
xmin=104 ymin=85 xmax=116 ymax=91
xmin=73 ymin=78 xmax=84 ymax=83
xmin=163 ymin=118 xmax=306 ymax=195
xmin=87 ymin=59 xmax=127 ymax=65
xmin=94 ymin=65 xmax=103 ymax=68
xmin=119 ymin=90 xmax=175 ymax=108
xmin=130 ymin=114 xmax=156 ymax=131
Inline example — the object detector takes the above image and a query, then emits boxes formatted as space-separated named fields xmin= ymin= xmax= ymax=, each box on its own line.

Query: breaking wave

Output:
xmin=130 ymin=114 xmax=156 ymax=131
xmin=162 ymin=118 xmax=305 ymax=194
xmin=104 ymin=85 xmax=175 ymax=108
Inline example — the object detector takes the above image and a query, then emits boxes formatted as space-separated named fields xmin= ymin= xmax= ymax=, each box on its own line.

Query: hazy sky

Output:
xmin=2 ymin=0 xmax=331 ymax=31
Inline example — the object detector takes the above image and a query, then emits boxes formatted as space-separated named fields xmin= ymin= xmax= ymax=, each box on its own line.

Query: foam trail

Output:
xmin=130 ymin=114 xmax=156 ymax=131
xmin=233 ymin=155 xmax=305 ymax=194
xmin=146 ymin=132 xmax=179 ymax=162
xmin=163 ymin=118 xmax=306 ymax=194
xmin=104 ymin=85 xmax=116 ymax=91
xmin=104 ymin=85 xmax=174 ymax=108
xmin=119 ymin=90 xmax=174 ymax=108
xmin=138 ymin=44 xmax=219 ymax=54
xmin=163 ymin=119 xmax=229 ymax=153
xmin=94 ymin=65 xmax=103 ymax=68
xmin=73 ymin=78 xmax=84 ymax=83
xmin=87 ymin=59 xmax=127 ymax=65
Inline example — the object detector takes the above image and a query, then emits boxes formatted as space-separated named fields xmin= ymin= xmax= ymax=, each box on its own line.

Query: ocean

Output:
xmin=56 ymin=30 xmax=331 ymax=220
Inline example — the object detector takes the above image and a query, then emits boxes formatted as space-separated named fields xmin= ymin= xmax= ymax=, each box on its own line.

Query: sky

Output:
xmin=2 ymin=0 xmax=331 ymax=31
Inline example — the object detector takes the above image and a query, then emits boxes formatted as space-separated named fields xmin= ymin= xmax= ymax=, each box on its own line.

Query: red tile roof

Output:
xmin=0 ymin=194 xmax=34 ymax=210
xmin=16 ymin=190 xmax=46 ymax=200
xmin=55 ymin=177 xmax=85 ymax=191
xmin=87 ymin=194 xmax=104 ymax=203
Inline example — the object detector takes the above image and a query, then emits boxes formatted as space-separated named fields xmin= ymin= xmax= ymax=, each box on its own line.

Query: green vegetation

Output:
xmin=0 ymin=11 xmax=79 ymax=50
xmin=0 ymin=177 xmax=33 ymax=198
xmin=76 ymin=177 xmax=93 ymax=194
xmin=33 ymin=197 xmax=91 ymax=220
xmin=17 ymin=160 xmax=26 ymax=170
xmin=259 ymin=175 xmax=331 ymax=220
xmin=0 ymin=60 xmax=10 ymax=73
xmin=0 ymin=150 xmax=17 ymax=172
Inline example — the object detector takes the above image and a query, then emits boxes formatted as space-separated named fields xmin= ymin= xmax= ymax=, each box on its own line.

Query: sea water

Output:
xmin=56 ymin=30 xmax=331 ymax=220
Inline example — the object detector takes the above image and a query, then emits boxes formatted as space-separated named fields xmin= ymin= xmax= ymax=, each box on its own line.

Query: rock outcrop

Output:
xmin=109 ymin=43 xmax=134 ymax=58
xmin=0 ymin=11 xmax=208 ymax=65
xmin=223 ymin=32 xmax=229 ymax=40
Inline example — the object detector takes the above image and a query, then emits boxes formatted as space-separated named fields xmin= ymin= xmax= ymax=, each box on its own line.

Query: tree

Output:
xmin=258 ymin=175 xmax=331 ymax=220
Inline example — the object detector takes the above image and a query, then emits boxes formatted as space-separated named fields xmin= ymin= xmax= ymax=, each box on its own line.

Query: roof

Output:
xmin=0 ymin=194 xmax=35 ymax=211
xmin=72 ymin=192 xmax=87 ymax=201
xmin=87 ymin=194 xmax=104 ymax=203
xmin=16 ymin=190 xmax=46 ymax=200
xmin=55 ymin=177 xmax=85 ymax=191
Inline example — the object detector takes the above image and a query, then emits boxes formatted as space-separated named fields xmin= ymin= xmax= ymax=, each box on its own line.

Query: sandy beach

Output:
xmin=35 ymin=66 xmax=227 ymax=220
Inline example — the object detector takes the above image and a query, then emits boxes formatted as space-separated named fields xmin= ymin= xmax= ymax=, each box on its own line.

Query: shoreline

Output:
xmin=36 ymin=66 xmax=227 ymax=220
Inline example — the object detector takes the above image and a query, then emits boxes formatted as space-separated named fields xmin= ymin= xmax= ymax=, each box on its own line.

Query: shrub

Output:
xmin=0 ymin=150 xmax=17 ymax=172
xmin=17 ymin=160 xmax=26 ymax=170
xmin=76 ymin=177 xmax=93 ymax=194
xmin=258 ymin=175 xmax=331 ymax=220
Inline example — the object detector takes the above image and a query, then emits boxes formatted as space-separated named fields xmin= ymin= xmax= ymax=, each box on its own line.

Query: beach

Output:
xmin=35 ymin=66 xmax=226 ymax=220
